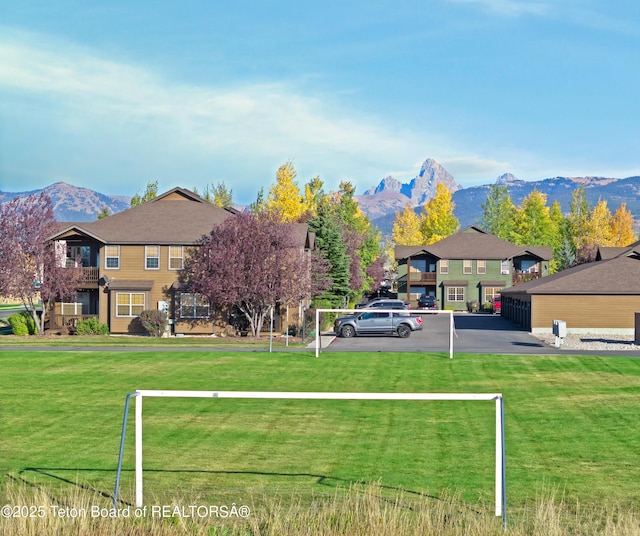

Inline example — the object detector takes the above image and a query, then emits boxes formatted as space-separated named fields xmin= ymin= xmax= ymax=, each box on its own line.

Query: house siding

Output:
xmin=532 ymin=295 xmax=640 ymax=333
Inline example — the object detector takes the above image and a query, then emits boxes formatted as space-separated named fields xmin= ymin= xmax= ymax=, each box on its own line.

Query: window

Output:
xmin=145 ymin=245 xmax=160 ymax=270
xmin=105 ymin=245 xmax=120 ymax=269
xmin=484 ymin=287 xmax=502 ymax=303
xmin=116 ymin=293 xmax=145 ymax=317
xmin=463 ymin=260 xmax=473 ymax=274
xmin=179 ymin=293 xmax=210 ymax=319
xmin=169 ymin=246 xmax=184 ymax=270
xmin=440 ymin=259 xmax=449 ymax=274
xmin=61 ymin=302 xmax=83 ymax=315
xmin=501 ymin=260 xmax=510 ymax=275
xmin=477 ymin=260 xmax=486 ymax=274
xmin=447 ymin=286 xmax=465 ymax=302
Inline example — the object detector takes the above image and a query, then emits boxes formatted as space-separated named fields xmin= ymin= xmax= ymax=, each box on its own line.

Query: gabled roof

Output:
xmin=501 ymin=252 xmax=640 ymax=295
xmin=395 ymin=226 xmax=553 ymax=261
xmin=49 ymin=187 xmax=235 ymax=244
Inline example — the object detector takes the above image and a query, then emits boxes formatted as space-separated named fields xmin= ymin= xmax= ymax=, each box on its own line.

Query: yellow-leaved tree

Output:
xmin=610 ymin=202 xmax=636 ymax=246
xmin=586 ymin=199 xmax=614 ymax=247
xmin=392 ymin=204 xmax=423 ymax=246
xmin=419 ymin=183 xmax=460 ymax=244
xmin=266 ymin=162 xmax=306 ymax=222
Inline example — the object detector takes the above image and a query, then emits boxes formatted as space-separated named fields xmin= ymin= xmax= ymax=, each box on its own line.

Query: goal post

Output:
xmin=114 ymin=390 xmax=506 ymax=522
xmin=315 ymin=308 xmax=455 ymax=359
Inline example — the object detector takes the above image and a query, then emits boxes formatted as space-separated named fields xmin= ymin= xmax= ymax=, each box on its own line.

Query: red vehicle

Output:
xmin=493 ymin=296 xmax=501 ymax=314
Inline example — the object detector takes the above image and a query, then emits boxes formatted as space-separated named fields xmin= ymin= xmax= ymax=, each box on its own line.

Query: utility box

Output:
xmin=552 ymin=319 xmax=566 ymax=347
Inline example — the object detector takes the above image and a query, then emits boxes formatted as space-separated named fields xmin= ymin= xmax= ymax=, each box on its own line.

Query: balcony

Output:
xmin=77 ymin=267 xmax=100 ymax=286
xmin=408 ymin=272 xmax=437 ymax=284
xmin=512 ymin=272 xmax=542 ymax=285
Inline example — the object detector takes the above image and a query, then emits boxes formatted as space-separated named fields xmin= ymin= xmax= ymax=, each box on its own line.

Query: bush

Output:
xmin=8 ymin=312 xmax=37 ymax=336
xmin=140 ymin=309 xmax=168 ymax=337
xmin=75 ymin=317 xmax=109 ymax=335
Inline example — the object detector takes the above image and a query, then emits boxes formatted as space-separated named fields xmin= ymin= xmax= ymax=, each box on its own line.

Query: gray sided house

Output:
xmin=47 ymin=187 xmax=315 ymax=335
xmin=500 ymin=242 xmax=640 ymax=334
xmin=395 ymin=226 xmax=552 ymax=310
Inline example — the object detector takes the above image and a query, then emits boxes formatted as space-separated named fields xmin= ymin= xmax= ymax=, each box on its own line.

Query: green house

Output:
xmin=394 ymin=226 xmax=552 ymax=311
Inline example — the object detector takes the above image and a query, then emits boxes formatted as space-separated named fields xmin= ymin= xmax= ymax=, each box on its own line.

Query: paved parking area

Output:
xmin=321 ymin=312 xmax=640 ymax=356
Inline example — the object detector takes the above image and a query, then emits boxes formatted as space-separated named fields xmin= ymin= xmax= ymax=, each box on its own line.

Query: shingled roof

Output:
xmin=501 ymin=249 xmax=640 ymax=295
xmin=395 ymin=226 xmax=552 ymax=261
xmin=49 ymin=187 xmax=235 ymax=244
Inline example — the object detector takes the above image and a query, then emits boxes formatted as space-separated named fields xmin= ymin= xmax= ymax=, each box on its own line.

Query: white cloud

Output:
xmin=0 ymin=29 xmax=439 ymax=200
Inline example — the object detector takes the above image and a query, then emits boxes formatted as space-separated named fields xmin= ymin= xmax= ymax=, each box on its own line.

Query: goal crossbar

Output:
xmin=114 ymin=390 xmax=506 ymax=522
xmin=315 ymin=308 xmax=455 ymax=359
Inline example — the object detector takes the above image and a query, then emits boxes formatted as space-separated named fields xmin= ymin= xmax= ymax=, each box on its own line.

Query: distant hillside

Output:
xmin=0 ymin=182 xmax=131 ymax=221
xmin=359 ymin=159 xmax=640 ymax=235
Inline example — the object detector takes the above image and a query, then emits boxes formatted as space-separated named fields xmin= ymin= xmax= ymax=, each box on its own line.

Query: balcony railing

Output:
xmin=77 ymin=267 xmax=100 ymax=286
xmin=408 ymin=272 xmax=437 ymax=284
xmin=512 ymin=272 xmax=542 ymax=285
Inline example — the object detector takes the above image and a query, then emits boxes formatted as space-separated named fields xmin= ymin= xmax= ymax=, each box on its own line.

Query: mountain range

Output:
xmin=2 ymin=160 xmax=640 ymax=235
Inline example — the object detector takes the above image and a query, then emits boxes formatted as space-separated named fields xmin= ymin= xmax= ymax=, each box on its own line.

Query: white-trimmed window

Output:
xmin=484 ymin=287 xmax=502 ymax=303
xmin=145 ymin=245 xmax=160 ymax=270
xmin=501 ymin=260 xmax=510 ymax=275
xmin=477 ymin=260 xmax=486 ymax=274
xmin=116 ymin=292 xmax=145 ymax=317
xmin=447 ymin=286 xmax=465 ymax=302
xmin=463 ymin=260 xmax=473 ymax=274
xmin=179 ymin=292 xmax=210 ymax=319
xmin=169 ymin=246 xmax=184 ymax=270
xmin=105 ymin=245 xmax=120 ymax=269
xmin=440 ymin=259 xmax=449 ymax=274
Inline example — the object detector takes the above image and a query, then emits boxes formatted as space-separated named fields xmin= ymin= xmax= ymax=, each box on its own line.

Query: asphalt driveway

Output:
xmin=322 ymin=312 xmax=638 ymax=355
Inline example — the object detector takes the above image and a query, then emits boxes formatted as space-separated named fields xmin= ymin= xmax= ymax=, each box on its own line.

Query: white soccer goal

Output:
xmin=315 ymin=308 xmax=456 ymax=359
xmin=114 ymin=390 xmax=506 ymax=521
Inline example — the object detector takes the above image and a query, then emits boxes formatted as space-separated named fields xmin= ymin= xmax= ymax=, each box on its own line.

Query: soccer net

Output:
xmin=114 ymin=390 xmax=506 ymax=521
xmin=314 ymin=308 xmax=456 ymax=359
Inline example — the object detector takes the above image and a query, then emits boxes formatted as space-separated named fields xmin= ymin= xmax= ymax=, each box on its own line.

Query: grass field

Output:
xmin=1 ymin=349 xmax=639 ymax=523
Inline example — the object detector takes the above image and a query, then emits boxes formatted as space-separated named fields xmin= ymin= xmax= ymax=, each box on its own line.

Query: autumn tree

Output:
xmin=183 ymin=212 xmax=322 ymax=336
xmin=479 ymin=184 xmax=515 ymax=239
xmin=610 ymin=202 xmax=636 ymax=246
xmin=303 ymin=176 xmax=324 ymax=218
xmin=0 ymin=193 xmax=79 ymax=333
xmin=585 ymin=199 xmax=614 ymax=248
xmin=420 ymin=182 xmax=460 ymax=244
xmin=266 ymin=162 xmax=306 ymax=222
xmin=131 ymin=180 xmax=159 ymax=207
xmin=392 ymin=204 xmax=423 ymax=246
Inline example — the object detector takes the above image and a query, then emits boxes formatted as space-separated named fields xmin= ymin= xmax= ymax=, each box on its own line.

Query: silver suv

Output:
xmin=334 ymin=310 xmax=423 ymax=338
xmin=355 ymin=298 xmax=408 ymax=310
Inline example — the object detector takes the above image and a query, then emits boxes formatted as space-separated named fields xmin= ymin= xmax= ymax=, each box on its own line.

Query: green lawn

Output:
xmin=1 ymin=350 xmax=639 ymax=512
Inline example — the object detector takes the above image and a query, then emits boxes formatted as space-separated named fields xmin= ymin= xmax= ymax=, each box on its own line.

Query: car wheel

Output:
xmin=397 ymin=324 xmax=411 ymax=338
xmin=341 ymin=325 xmax=356 ymax=338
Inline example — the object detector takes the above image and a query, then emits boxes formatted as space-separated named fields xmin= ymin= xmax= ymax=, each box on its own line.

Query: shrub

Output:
xmin=75 ymin=317 xmax=109 ymax=335
xmin=140 ymin=309 xmax=168 ymax=337
xmin=8 ymin=312 xmax=37 ymax=336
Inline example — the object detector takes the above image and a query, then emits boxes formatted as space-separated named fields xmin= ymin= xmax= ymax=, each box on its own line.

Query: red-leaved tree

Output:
xmin=183 ymin=212 xmax=327 ymax=336
xmin=0 ymin=193 xmax=79 ymax=333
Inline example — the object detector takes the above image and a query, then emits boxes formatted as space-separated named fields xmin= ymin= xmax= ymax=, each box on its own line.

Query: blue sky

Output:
xmin=1 ymin=0 xmax=639 ymax=206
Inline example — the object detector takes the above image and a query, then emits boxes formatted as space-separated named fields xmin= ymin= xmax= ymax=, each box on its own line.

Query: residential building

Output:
xmin=500 ymin=242 xmax=640 ymax=334
xmin=395 ymin=226 xmax=552 ymax=310
xmin=48 ymin=187 xmax=314 ymax=335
